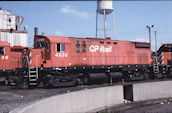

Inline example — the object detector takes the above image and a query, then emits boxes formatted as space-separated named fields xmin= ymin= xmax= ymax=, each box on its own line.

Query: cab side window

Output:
xmin=34 ymin=43 xmax=44 ymax=49
xmin=0 ymin=47 xmax=5 ymax=55
xmin=82 ymin=41 xmax=86 ymax=52
xmin=61 ymin=43 xmax=65 ymax=51
xmin=76 ymin=40 xmax=80 ymax=52
xmin=56 ymin=43 xmax=65 ymax=52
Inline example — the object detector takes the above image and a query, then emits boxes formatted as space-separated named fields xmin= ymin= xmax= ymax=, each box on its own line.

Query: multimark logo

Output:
xmin=89 ymin=45 xmax=112 ymax=53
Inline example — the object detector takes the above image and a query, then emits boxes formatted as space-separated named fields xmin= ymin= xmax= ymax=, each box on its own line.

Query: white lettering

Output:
xmin=95 ymin=45 xmax=99 ymax=51
xmin=89 ymin=45 xmax=100 ymax=52
xmin=99 ymin=46 xmax=104 ymax=52
xmin=1 ymin=56 xmax=4 ymax=60
xmin=1 ymin=56 xmax=8 ymax=60
xmin=55 ymin=53 xmax=58 ymax=57
xmin=65 ymin=53 xmax=68 ymax=57
xmin=89 ymin=45 xmax=112 ymax=53
xmin=55 ymin=53 xmax=68 ymax=58
xmin=5 ymin=56 xmax=8 ymax=60
xmin=59 ymin=53 xmax=61 ymax=57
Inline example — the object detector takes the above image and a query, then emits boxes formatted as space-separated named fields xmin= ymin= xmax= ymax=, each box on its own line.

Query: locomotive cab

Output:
xmin=29 ymin=36 xmax=51 ymax=68
xmin=34 ymin=36 xmax=50 ymax=59
xmin=32 ymin=35 xmax=70 ymax=68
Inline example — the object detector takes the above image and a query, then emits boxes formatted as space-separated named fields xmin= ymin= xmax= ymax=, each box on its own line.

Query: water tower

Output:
xmin=96 ymin=0 xmax=115 ymax=39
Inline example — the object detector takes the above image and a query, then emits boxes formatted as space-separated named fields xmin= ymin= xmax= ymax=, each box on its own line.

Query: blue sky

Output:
xmin=1 ymin=1 xmax=172 ymax=51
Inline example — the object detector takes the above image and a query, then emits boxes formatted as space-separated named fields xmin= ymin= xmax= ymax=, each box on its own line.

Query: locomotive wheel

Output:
xmin=143 ymin=73 xmax=149 ymax=80
xmin=126 ymin=75 xmax=132 ymax=82
xmin=15 ymin=78 xmax=29 ymax=89
xmin=168 ymin=68 xmax=172 ymax=77
xmin=43 ymin=79 xmax=52 ymax=88
xmin=156 ymin=73 xmax=163 ymax=79
xmin=22 ymin=78 xmax=29 ymax=89
xmin=83 ymin=76 xmax=88 ymax=85
xmin=148 ymin=72 xmax=155 ymax=80
xmin=43 ymin=74 xmax=53 ymax=88
xmin=72 ymin=76 xmax=78 ymax=86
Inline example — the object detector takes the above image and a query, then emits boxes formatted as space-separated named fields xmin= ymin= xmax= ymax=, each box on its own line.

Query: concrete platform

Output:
xmin=10 ymin=85 xmax=123 ymax=113
xmin=10 ymin=80 xmax=172 ymax=113
xmin=133 ymin=81 xmax=172 ymax=101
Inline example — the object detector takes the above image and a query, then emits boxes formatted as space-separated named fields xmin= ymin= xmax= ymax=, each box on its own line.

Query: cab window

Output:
xmin=0 ymin=47 xmax=5 ymax=54
xmin=34 ymin=43 xmax=44 ymax=49
xmin=56 ymin=43 xmax=65 ymax=52
xmin=82 ymin=41 xmax=86 ymax=52
xmin=45 ymin=41 xmax=50 ymax=51
xmin=76 ymin=40 xmax=80 ymax=52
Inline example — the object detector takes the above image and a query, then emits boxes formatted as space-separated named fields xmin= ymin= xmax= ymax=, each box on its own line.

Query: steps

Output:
xmin=153 ymin=55 xmax=159 ymax=74
xmin=22 ymin=49 xmax=39 ymax=87
xmin=28 ymin=67 xmax=38 ymax=86
xmin=153 ymin=64 xmax=159 ymax=74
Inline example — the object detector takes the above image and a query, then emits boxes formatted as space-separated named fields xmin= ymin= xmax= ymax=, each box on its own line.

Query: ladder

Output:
xmin=22 ymin=48 xmax=30 ymax=68
xmin=26 ymin=56 xmax=38 ymax=86
xmin=153 ymin=55 xmax=159 ymax=74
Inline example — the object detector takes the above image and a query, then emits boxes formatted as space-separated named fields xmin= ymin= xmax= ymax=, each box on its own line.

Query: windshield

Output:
xmin=34 ymin=43 xmax=45 ymax=49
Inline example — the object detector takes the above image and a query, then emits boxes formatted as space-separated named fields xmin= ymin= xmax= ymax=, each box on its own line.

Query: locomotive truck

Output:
xmin=0 ymin=28 xmax=171 ymax=88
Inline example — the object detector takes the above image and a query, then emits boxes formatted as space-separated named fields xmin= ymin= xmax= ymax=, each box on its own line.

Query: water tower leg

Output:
xmin=112 ymin=11 xmax=116 ymax=40
xmin=104 ymin=10 xmax=107 ymax=39
xmin=96 ymin=10 xmax=98 ymax=38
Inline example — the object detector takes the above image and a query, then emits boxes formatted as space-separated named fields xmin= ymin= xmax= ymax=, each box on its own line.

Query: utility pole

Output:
xmin=146 ymin=25 xmax=154 ymax=50
xmin=154 ymin=31 xmax=157 ymax=52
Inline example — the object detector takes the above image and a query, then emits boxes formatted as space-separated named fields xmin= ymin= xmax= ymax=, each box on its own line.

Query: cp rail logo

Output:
xmin=89 ymin=45 xmax=112 ymax=53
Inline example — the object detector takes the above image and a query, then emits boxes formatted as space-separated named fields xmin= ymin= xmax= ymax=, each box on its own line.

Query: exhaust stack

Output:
xmin=34 ymin=27 xmax=38 ymax=36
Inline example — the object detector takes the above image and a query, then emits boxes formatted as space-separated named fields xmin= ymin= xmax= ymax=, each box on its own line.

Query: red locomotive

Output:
xmin=158 ymin=44 xmax=172 ymax=65
xmin=156 ymin=44 xmax=172 ymax=77
xmin=15 ymin=28 xmax=152 ymax=87
xmin=0 ymin=41 xmax=26 ymax=84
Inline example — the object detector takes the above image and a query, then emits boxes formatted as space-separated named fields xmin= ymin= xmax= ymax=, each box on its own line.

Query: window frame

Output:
xmin=76 ymin=40 xmax=81 ymax=52
xmin=82 ymin=40 xmax=86 ymax=52
xmin=100 ymin=41 xmax=104 ymax=44
xmin=56 ymin=43 xmax=65 ymax=52
xmin=76 ymin=45 xmax=80 ymax=52
xmin=45 ymin=41 xmax=50 ymax=51
xmin=60 ymin=43 xmax=65 ymax=52
xmin=113 ymin=42 xmax=118 ymax=45
xmin=0 ymin=47 xmax=5 ymax=55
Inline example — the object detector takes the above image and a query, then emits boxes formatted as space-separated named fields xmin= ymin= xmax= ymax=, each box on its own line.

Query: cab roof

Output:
xmin=158 ymin=43 xmax=172 ymax=53
xmin=35 ymin=35 xmax=150 ymax=44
